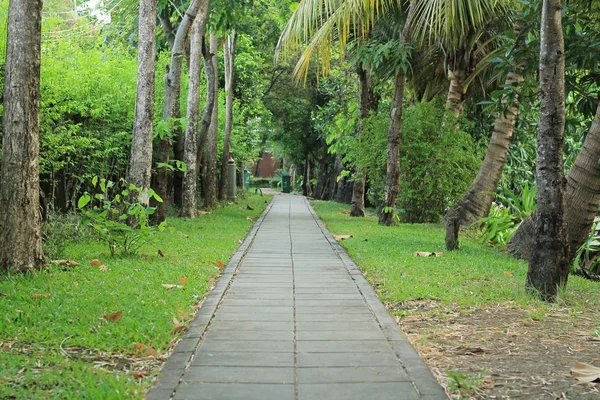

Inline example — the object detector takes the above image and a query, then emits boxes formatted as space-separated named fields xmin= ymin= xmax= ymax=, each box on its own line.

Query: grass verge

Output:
xmin=311 ymin=200 xmax=600 ymax=311
xmin=0 ymin=194 xmax=270 ymax=399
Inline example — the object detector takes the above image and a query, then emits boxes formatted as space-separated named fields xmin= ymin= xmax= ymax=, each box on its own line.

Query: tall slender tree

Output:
xmin=128 ymin=0 xmax=157 ymax=205
xmin=350 ymin=63 xmax=378 ymax=217
xmin=154 ymin=0 xmax=204 ymax=223
xmin=202 ymin=34 xmax=220 ymax=209
xmin=219 ymin=32 xmax=238 ymax=201
xmin=181 ymin=0 xmax=211 ymax=217
xmin=0 ymin=0 xmax=44 ymax=272
xmin=527 ymin=0 xmax=569 ymax=302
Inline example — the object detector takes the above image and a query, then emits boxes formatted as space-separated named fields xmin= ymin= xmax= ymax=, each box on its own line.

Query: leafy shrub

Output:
xmin=572 ymin=216 xmax=600 ymax=276
xmin=476 ymin=204 xmax=517 ymax=246
xmin=399 ymin=101 xmax=482 ymax=222
xmin=250 ymin=177 xmax=271 ymax=187
xmin=78 ymin=178 xmax=166 ymax=256
xmin=496 ymin=183 xmax=536 ymax=221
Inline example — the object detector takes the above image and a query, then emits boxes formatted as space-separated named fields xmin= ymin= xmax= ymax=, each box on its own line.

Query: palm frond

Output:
xmin=276 ymin=0 xmax=401 ymax=81
xmin=409 ymin=0 xmax=510 ymax=48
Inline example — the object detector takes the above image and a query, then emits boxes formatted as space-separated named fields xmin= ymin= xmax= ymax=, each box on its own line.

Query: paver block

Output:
xmin=298 ymin=352 xmax=400 ymax=367
xmin=207 ymin=320 xmax=293 ymax=331
xmin=183 ymin=366 xmax=294 ymax=384
xmin=220 ymin=299 xmax=293 ymax=307
xmin=145 ymin=388 xmax=174 ymax=400
xmin=297 ymin=382 xmax=420 ymax=400
xmin=173 ymin=383 xmax=294 ymax=400
xmin=199 ymin=340 xmax=293 ymax=353
xmin=295 ymin=313 xmax=375 ymax=322
xmin=173 ymin=338 xmax=199 ymax=354
xmin=192 ymin=351 xmax=294 ymax=367
xmin=212 ymin=312 xmax=293 ymax=322
xmin=297 ymin=340 xmax=392 ymax=353
xmin=295 ymin=299 xmax=366 ymax=307
xmin=203 ymin=329 xmax=294 ymax=341
xmin=296 ymin=330 xmax=386 ymax=341
xmin=296 ymin=320 xmax=379 ymax=331
xmin=297 ymin=366 xmax=410 ymax=383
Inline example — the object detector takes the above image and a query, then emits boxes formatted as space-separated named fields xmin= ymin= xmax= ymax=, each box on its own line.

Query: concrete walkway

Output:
xmin=147 ymin=194 xmax=448 ymax=400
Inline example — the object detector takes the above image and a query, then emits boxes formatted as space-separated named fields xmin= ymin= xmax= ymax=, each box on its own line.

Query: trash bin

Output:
xmin=243 ymin=170 xmax=250 ymax=189
xmin=281 ymin=174 xmax=291 ymax=193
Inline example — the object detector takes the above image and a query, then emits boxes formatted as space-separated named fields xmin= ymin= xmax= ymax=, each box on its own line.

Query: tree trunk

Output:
xmin=302 ymin=155 xmax=309 ymax=196
xmin=0 ymin=0 xmax=44 ymax=272
xmin=196 ymin=37 xmax=216 ymax=177
xmin=509 ymin=100 xmax=600 ymax=261
xmin=153 ymin=0 xmax=204 ymax=223
xmin=202 ymin=34 xmax=219 ymax=210
xmin=219 ymin=32 xmax=237 ymax=201
xmin=128 ymin=0 xmax=157 ymax=206
xmin=443 ymin=22 xmax=525 ymax=250
xmin=350 ymin=63 xmax=377 ymax=217
xmin=379 ymin=71 xmax=405 ymax=226
xmin=446 ymin=68 xmax=466 ymax=117
xmin=527 ymin=0 xmax=569 ymax=302
xmin=350 ymin=171 xmax=366 ymax=217
xmin=172 ymin=86 xmax=185 ymax=207
xmin=444 ymin=70 xmax=524 ymax=250
xmin=181 ymin=1 xmax=210 ymax=218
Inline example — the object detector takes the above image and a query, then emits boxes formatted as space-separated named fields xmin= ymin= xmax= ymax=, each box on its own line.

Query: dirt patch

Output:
xmin=393 ymin=301 xmax=600 ymax=399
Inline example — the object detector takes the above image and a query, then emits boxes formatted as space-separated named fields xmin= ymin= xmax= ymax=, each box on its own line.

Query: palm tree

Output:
xmin=527 ymin=0 xmax=569 ymax=302
xmin=444 ymin=20 xmax=525 ymax=250
xmin=408 ymin=0 xmax=511 ymax=116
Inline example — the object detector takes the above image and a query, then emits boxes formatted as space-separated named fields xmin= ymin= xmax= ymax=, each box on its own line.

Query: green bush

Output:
xmin=250 ymin=177 xmax=272 ymax=187
xmin=399 ymin=101 xmax=483 ymax=222
xmin=78 ymin=178 xmax=166 ymax=256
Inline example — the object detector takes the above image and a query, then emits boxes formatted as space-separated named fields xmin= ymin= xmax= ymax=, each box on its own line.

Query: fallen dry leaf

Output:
xmin=246 ymin=216 xmax=255 ymax=222
xmin=197 ymin=210 xmax=211 ymax=215
xmin=99 ymin=264 xmax=109 ymax=272
xmin=178 ymin=276 xmax=188 ymax=285
xmin=216 ymin=260 xmax=225 ymax=270
xmin=333 ymin=234 xmax=353 ymax=241
xmin=90 ymin=259 xmax=102 ymax=267
xmin=172 ymin=325 xmax=186 ymax=335
xmin=413 ymin=251 xmax=444 ymax=257
xmin=182 ymin=234 xmax=190 ymax=238
xmin=570 ymin=362 xmax=600 ymax=382
xmin=341 ymin=210 xmax=351 ymax=215
xmin=132 ymin=371 xmax=148 ymax=379
xmin=51 ymin=260 xmax=80 ymax=267
xmin=103 ymin=311 xmax=123 ymax=322
xmin=161 ymin=284 xmax=184 ymax=290
xmin=0 ymin=293 xmax=7 ymax=297
xmin=157 ymin=249 xmax=165 ymax=258
xmin=133 ymin=342 xmax=157 ymax=358
xmin=504 ymin=271 xmax=514 ymax=277
xmin=31 ymin=294 xmax=43 ymax=299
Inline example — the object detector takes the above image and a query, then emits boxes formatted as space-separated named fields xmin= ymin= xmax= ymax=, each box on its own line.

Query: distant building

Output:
xmin=251 ymin=152 xmax=282 ymax=178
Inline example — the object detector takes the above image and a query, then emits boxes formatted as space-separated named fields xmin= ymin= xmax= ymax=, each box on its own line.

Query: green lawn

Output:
xmin=311 ymin=201 xmax=600 ymax=313
xmin=0 ymin=194 xmax=270 ymax=399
